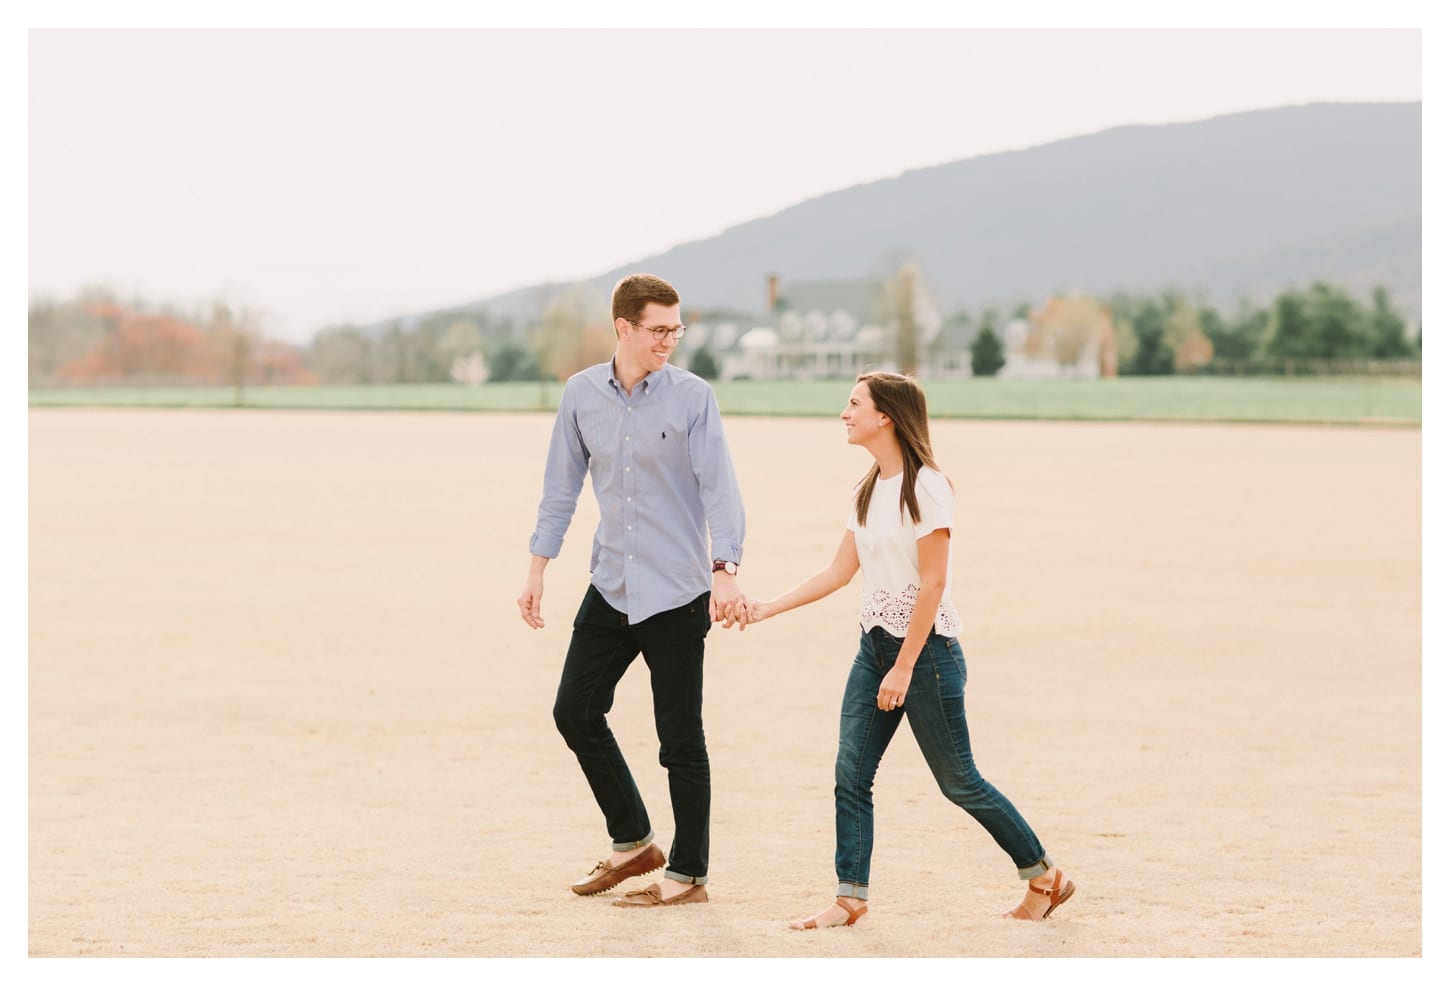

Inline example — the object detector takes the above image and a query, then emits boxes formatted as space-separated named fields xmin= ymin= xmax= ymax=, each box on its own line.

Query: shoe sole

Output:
xmin=788 ymin=914 xmax=868 ymax=931
xmin=1041 ymin=880 xmax=1076 ymax=919
xmin=613 ymin=887 xmax=708 ymax=907
xmin=571 ymin=858 xmax=664 ymax=896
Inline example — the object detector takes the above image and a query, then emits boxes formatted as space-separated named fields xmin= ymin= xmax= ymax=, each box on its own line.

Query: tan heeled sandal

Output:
xmin=788 ymin=896 xmax=868 ymax=931
xmin=1005 ymin=869 xmax=1075 ymax=920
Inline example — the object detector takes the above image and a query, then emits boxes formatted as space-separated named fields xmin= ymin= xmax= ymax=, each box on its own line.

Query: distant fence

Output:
xmin=1197 ymin=358 xmax=1422 ymax=378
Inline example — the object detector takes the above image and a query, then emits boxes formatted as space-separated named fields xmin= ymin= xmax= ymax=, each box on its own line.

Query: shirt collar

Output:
xmin=607 ymin=359 xmax=671 ymax=395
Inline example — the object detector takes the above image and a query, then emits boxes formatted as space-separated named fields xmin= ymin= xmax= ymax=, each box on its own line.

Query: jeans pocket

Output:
xmin=948 ymin=637 xmax=967 ymax=681
xmin=572 ymin=585 xmax=598 ymax=630
xmin=939 ymin=635 xmax=974 ymax=681
xmin=870 ymin=628 xmax=903 ymax=672
xmin=917 ymin=635 xmax=965 ymax=690
xmin=672 ymin=592 xmax=712 ymax=641
xmin=696 ymin=594 xmax=712 ymax=637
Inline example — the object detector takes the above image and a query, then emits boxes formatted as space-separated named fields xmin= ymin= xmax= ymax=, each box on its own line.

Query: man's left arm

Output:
xmin=688 ymin=387 xmax=748 ymax=627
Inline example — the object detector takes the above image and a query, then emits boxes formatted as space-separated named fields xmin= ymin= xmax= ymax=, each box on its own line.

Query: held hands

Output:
xmin=720 ymin=597 xmax=778 ymax=627
xmin=710 ymin=571 xmax=750 ymax=631
xmin=520 ymin=566 xmax=759 ymax=632
xmin=706 ymin=586 xmax=791 ymax=631
xmin=877 ymin=663 xmax=911 ymax=711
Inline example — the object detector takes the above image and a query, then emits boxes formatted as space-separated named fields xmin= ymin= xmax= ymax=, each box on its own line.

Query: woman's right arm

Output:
xmin=751 ymin=531 xmax=859 ymax=622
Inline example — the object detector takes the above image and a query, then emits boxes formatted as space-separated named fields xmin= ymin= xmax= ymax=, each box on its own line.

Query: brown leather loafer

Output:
xmin=612 ymin=882 xmax=709 ymax=907
xmin=570 ymin=844 xmax=666 ymax=896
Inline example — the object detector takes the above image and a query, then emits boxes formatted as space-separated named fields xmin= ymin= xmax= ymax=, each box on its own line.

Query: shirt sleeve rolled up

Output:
xmin=528 ymin=383 xmax=590 ymax=558
xmin=687 ymin=385 xmax=746 ymax=565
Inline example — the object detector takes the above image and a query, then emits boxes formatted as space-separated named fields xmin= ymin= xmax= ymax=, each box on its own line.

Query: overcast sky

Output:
xmin=25 ymin=18 xmax=1425 ymax=342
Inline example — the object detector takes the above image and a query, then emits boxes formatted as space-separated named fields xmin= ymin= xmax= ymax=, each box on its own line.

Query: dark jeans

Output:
xmin=552 ymin=584 xmax=713 ymax=884
xmin=834 ymin=627 xmax=1052 ymax=900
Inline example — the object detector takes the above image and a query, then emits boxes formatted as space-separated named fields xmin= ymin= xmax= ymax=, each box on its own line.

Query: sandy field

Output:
xmin=27 ymin=407 xmax=1422 ymax=960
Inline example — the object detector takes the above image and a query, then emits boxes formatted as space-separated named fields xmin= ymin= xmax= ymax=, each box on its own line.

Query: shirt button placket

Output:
xmin=624 ymin=401 xmax=636 ymax=615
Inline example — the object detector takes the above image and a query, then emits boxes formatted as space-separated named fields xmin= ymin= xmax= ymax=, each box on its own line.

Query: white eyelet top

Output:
xmin=847 ymin=467 xmax=962 ymax=638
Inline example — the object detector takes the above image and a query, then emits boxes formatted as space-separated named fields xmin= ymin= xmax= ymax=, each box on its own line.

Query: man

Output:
xmin=517 ymin=273 xmax=748 ymax=908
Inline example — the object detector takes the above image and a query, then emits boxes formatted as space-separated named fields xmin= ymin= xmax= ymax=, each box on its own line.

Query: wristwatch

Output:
xmin=712 ymin=560 xmax=738 ymax=576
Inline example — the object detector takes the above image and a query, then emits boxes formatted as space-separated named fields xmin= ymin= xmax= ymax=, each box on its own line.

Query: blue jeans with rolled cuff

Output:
xmin=834 ymin=627 xmax=1052 ymax=901
xmin=552 ymin=584 xmax=712 ymax=885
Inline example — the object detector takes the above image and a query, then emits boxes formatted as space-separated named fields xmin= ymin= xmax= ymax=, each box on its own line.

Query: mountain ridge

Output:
xmin=392 ymin=101 xmax=1422 ymax=330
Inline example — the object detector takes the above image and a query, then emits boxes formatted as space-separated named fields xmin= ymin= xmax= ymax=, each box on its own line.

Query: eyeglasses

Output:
xmin=629 ymin=320 xmax=687 ymax=341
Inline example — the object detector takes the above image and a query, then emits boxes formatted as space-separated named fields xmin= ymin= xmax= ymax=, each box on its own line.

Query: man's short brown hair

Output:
xmin=611 ymin=273 xmax=680 ymax=323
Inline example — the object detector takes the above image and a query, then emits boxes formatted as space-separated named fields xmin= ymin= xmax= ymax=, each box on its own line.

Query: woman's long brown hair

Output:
xmin=852 ymin=371 xmax=948 ymax=526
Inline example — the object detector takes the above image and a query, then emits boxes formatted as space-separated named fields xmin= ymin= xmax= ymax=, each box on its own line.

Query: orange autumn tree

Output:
xmin=56 ymin=301 xmax=315 ymax=386
xmin=57 ymin=305 xmax=218 ymax=383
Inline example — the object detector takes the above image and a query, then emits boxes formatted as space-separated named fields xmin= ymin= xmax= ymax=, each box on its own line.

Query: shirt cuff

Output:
xmin=529 ymin=531 xmax=563 ymax=558
xmin=711 ymin=544 xmax=743 ymax=565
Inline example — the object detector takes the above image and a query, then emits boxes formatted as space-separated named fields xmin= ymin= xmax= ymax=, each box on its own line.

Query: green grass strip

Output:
xmin=28 ymin=377 xmax=1421 ymax=425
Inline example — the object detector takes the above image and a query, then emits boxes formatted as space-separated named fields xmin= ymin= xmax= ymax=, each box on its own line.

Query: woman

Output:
xmin=748 ymin=371 xmax=1074 ymax=930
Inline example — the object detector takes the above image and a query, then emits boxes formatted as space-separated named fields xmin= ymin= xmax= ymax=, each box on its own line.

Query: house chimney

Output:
xmin=767 ymin=273 xmax=779 ymax=313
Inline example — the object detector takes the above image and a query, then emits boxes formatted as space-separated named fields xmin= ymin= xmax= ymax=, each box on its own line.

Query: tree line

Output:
xmin=29 ymin=279 xmax=1420 ymax=389
xmin=958 ymin=282 xmax=1420 ymax=378
xmin=28 ymin=288 xmax=315 ymax=390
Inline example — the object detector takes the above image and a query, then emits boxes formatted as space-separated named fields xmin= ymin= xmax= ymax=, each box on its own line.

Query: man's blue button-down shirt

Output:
xmin=529 ymin=360 xmax=746 ymax=625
